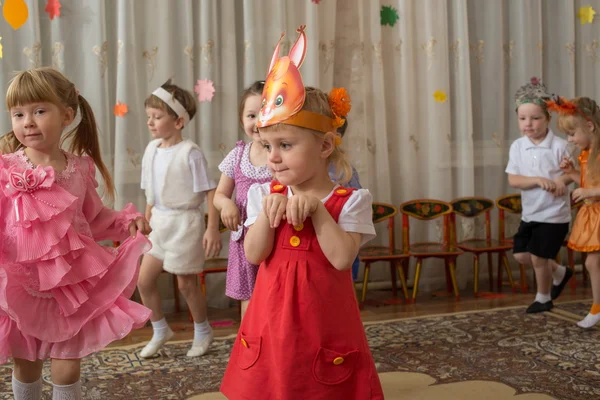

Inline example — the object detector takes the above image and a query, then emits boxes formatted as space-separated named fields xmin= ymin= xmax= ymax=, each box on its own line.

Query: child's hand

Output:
xmin=552 ymin=178 xmax=567 ymax=196
xmin=262 ymin=193 xmax=288 ymax=228
xmin=572 ymin=188 xmax=591 ymax=203
xmin=128 ymin=217 xmax=151 ymax=237
xmin=286 ymin=194 xmax=321 ymax=227
xmin=537 ymin=177 xmax=556 ymax=192
xmin=203 ymin=228 xmax=223 ymax=258
xmin=221 ymin=201 xmax=241 ymax=231
xmin=560 ymin=156 xmax=575 ymax=174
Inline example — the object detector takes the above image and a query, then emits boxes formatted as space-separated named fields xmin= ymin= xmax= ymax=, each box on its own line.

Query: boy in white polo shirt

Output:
xmin=506 ymin=77 xmax=573 ymax=314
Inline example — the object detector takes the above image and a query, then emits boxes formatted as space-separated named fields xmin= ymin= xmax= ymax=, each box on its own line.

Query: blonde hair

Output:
xmin=259 ymin=87 xmax=353 ymax=184
xmin=557 ymin=97 xmax=600 ymax=184
xmin=4 ymin=67 xmax=115 ymax=200
xmin=144 ymin=79 xmax=197 ymax=123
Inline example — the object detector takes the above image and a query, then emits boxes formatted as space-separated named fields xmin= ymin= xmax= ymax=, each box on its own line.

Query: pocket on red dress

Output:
xmin=312 ymin=346 xmax=358 ymax=385
xmin=236 ymin=333 xmax=262 ymax=370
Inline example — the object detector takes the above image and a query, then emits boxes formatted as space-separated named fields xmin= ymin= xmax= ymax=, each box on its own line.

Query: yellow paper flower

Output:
xmin=433 ymin=90 xmax=447 ymax=103
xmin=577 ymin=6 xmax=596 ymax=25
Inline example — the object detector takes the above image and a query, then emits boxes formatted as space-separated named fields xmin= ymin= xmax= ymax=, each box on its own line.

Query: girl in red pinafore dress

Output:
xmin=220 ymin=26 xmax=384 ymax=400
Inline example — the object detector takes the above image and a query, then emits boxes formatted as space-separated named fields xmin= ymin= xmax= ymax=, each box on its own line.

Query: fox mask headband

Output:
xmin=152 ymin=85 xmax=190 ymax=126
xmin=256 ymin=25 xmax=351 ymax=134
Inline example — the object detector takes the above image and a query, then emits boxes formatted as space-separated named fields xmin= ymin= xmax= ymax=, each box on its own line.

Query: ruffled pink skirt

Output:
xmin=0 ymin=233 xmax=151 ymax=363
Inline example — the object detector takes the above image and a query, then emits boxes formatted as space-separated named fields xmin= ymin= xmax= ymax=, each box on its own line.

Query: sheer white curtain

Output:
xmin=333 ymin=0 xmax=600 ymax=290
xmin=0 ymin=0 xmax=599 ymax=304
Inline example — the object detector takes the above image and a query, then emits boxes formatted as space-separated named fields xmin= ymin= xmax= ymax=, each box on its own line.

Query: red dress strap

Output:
xmin=325 ymin=187 xmax=356 ymax=222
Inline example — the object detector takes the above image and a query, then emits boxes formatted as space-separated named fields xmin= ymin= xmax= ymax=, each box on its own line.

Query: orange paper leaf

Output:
xmin=113 ymin=102 xmax=128 ymax=117
xmin=3 ymin=0 xmax=29 ymax=30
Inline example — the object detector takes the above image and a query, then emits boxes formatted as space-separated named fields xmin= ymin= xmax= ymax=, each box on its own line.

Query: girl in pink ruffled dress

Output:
xmin=0 ymin=67 xmax=152 ymax=400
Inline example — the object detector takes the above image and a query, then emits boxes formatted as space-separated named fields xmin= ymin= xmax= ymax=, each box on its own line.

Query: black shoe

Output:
xmin=526 ymin=301 xmax=554 ymax=314
xmin=551 ymin=268 xmax=573 ymax=300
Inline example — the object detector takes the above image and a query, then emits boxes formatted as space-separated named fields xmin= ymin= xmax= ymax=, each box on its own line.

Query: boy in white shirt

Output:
xmin=137 ymin=80 xmax=222 ymax=357
xmin=506 ymin=77 xmax=573 ymax=314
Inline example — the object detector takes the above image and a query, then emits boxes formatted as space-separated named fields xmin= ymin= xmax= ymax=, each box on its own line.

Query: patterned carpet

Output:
xmin=0 ymin=301 xmax=598 ymax=400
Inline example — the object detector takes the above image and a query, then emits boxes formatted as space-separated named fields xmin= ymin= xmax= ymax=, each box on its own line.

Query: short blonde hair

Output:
xmin=259 ymin=87 xmax=353 ymax=184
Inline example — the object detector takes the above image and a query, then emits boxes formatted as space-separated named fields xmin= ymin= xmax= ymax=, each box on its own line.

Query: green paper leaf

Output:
xmin=381 ymin=5 xmax=399 ymax=27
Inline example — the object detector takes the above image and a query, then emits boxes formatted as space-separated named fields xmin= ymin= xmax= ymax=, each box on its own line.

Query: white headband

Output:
xmin=152 ymin=87 xmax=191 ymax=126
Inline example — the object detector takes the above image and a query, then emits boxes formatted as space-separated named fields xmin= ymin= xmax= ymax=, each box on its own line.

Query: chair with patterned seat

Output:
xmin=400 ymin=199 xmax=463 ymax=302
xmin=359 ymin=203 xmax=409 ymax=305
xmin=451 ymin=197 xmax=516 ymax=296
xmin=496 ymin=194 xmax=527 ymax=292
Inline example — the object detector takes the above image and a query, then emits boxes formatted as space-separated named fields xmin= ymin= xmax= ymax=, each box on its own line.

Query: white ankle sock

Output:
xmin=194 ymin=319 xmax=212 ymax=341
xmin=52 ymin=380 xmax=81 ymax=400
xmin=12 ymin=374 xmax=42 ymax=400
xmin=534 ymin=293 xmax=552 ymax=304
xmin=577 ymin=313 xmax=600 ymax=329
xmin=150 ymin=318 xmax=172 ymax=342
xmin=552 ymin=265 xmax=566 ymax=286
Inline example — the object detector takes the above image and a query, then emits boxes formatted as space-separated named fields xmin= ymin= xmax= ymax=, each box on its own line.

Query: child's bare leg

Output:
xmin=178 ymin=274 xmax=208 ymax=322
xmin=516 ymin=252 xmax=570 ymax=300
xmin=578 ymin=252 xmax=600 ymax=328
xmin=138 ymin=254 xmax=174 ymax=358
xmin=241 ymin=299 xmax=250 ymax=320
xmin=526 ymin=255 xmax=554 ymax=313
xmin=137 ymin=254 xmax=166 ymax=321
xmin=12 ymin=358 xmax=43 ymax=400
xmin=51 ymin=358 xmax=81 ymax=399
xmin=177 ymin=274 xmax=213 ymax=357
xmin=513 ymin=252 xmax=532 ymax=266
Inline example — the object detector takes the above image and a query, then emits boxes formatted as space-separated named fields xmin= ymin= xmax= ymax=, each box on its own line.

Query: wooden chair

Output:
xmin=400 ymin=199 xmax=463 ymax=302
xmin=198 ymin=213 xmax=229 ymax=296
xmin=496 ymin=194 xmax=527 ymax=292
xmin=359 ymin=203 xmax=409 ymax=305
xmin=451 ymin=197 xmax=516 ymax=296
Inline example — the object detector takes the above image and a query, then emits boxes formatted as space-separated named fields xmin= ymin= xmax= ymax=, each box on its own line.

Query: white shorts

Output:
xmin=147 ymin=207 xmax=205 ymax=275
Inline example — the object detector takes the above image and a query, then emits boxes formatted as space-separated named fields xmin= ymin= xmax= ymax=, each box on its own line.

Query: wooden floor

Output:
xmin=112 ymin=285 xmax=594 ymax=347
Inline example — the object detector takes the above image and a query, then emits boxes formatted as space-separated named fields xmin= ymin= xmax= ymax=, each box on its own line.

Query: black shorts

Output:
xmin=513 ymin=221 xmax=569 ymax=260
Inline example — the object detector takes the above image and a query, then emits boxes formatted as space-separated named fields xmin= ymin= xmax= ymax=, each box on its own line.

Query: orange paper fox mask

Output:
xmin=257 ymin=25 xmax=308 ymax=129
xmin=257 ymin=25 xmax=350 ymax=134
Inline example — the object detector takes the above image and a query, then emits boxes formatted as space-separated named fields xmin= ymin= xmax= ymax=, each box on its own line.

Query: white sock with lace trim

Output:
xmin=52 ymin=380 xmax=82 ymax=400
xmin=12 ymin=374 xmax=42 ymax=400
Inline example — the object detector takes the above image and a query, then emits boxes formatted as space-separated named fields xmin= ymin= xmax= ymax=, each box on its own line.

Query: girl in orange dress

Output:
xmin=551 ymin=96 xmax=600 ymax=328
